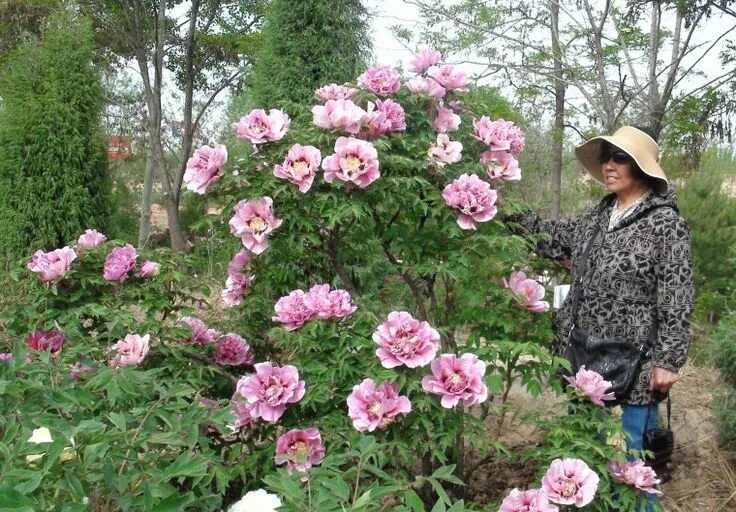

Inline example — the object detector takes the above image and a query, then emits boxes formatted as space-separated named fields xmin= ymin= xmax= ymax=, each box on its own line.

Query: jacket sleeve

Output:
xmin=511 ymin=210 xmax=581 ymax=262
xmin=651 ymin=213 xmax=695 ymax=372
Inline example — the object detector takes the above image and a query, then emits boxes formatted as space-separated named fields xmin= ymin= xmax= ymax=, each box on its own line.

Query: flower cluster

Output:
xmin=503 ymin=271 xmax=550 ymax=312
xmin=27 ymin=329 xmax=66 ymax=353
xmin=357 ymin=65 xmax=401 ymax=95
xmin=233 ymin=108 xmax=290 ymax=145
xmin=322 ymin=136 xmax=380 ymax=188
xmin=77 ymin=229 xmax=106 ymax=249
xmin=373 ymin=311 xmax=440 ymax=368
xmin=421 ymin=353 xmax=488 ymax=408
xmin=274 ymin=427 xmax=325 ymax=474
xmin=103 ymin=244 xmax=138 ymax=282
xmin=499 ymin=488 xmax=559 ymax=512
xmin=442 ymin=173 xmax=498 ymax=230
xmin=272 ymin=284 xmax=357 ymax=331
xmin=315 ymin=83 xmax=358 ymax=101
xmin=273 ymin=143 xmax=321 ymax=193
xmin=214 ymin=333 xmax=253 ymax=366
xmin=473 ymin=116 xmax=525 ymax=182
xmin=177 ymin=316 xmax=221 ymax=345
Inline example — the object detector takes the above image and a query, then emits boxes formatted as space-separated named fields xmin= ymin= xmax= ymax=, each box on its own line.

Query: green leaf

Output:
xmin=108 ymin=412 xmax=127 ymax=432
xmin=404 ymin=489 xmax=424 ymax=512
xmin=352 ymin=489 xmax=372 ymax=509
xmin=161 ymin=453 xmax=208 ymax=480
xmin=430 ymin=500 xmax=446 ymax=512
xmin=320 ymin=477 xmax=351 ymax=501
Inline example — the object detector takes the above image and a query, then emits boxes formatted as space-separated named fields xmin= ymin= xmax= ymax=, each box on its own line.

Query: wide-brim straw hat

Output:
xmin=574 ymin=126 xmax=668 ymax=195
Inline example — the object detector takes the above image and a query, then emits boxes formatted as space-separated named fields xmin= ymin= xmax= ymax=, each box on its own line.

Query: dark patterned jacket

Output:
xmin=519 ymin=189 xmax=694 ymax=405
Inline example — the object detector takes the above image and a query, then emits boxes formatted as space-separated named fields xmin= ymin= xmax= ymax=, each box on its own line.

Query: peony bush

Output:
xmin=0 ymin=49 xmax=663 ymax=511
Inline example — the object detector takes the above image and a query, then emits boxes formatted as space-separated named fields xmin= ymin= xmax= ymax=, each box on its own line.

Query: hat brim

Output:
xmin=575 ymin=132 xmax=668 ymax=195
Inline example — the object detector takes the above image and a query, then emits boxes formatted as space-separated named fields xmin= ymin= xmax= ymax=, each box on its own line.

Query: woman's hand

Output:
xmin=649 ymin=367 xmax=679 ymax=394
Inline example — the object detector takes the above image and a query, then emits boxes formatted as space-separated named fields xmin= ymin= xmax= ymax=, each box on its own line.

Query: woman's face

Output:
xmin=598 ymin=144 xmax=645 ymax=196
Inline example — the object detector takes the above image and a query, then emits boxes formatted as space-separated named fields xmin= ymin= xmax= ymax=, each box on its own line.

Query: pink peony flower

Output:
xmin=408 ymin=47 xmax=443 ymax=73
xmin=347 ymin=378 xmax=411 ymax=432
xmin=233 ymin=108 xmax=290 ymax=144
xmin=229 ymin=396 xmax=256 ymax=431
xmin=473 ymin=117 xmax=525 ymax=155
xmin=433 ymin=106 xmax=461 ymax=133
xmin=138 ymin=260 xmax=160 ymax=278
xmin=315 ymin=83 xmax=359 ymax=102
xmin=322 ymin=136 xmax=380 ymax=188
xmin=27 ymin=329 xmax=65 ymax=353
xmin=481 ymin=149 xmax=521 ymax=181
xmin=442 ymin=174 xmax=498 ymax=230
xmin=77 ymin=229 xmax=107 ymax=248
xmin=564 ymin=365 xmax=616 ymax=406
xmin=215 ymin=333 xmax=254 ymax=366
xmin=430 ymin=133 xmax=463 ymax=165
xmin=273 ymin=144 xmax=321 ymax=193
xmin=111 ymin=334 xmax=150 ymax=367
xmin=229 ymin=197 xmax=283 ymax=255
xmin=363 ymin=99 xmax=407 ymax=136
xmin=184 ymin=143 xmax=228 ymax=194
xmin=27 ymin=247 xmax=77 ymax=282
xmin=357 ymin=66 xmax=401 ymax=96
xmin=421 ymin=353 xmax=488 ymax=408
xmin=221 ymin=249 xmax=254 ymax=307
xmin=274 ymin=427 xmax=326 ymax=473
xmin=103 ymin=244 xmax=138 ymax=282
xmin=427 ymin=64 xmax=468 ymax=91
xmin=311 ymin=99 xmax=368 ymax=135
xmin=302 ymin=284 xmax=357 ymax=320
xmin=235 ymin=362 xmax=306 ymax=422
xmin=373 ymin=311 xmax=440 ymax=368
xmin=272 ymin=289 xmax=313 ymax=330
xmin=406 ymin=76 xmax=446 ymax=98
xmin=608 ymin=459 xmax=662 ymax=496
xmin=0 ymin=352 xmax=12 ymax=362
xmin=502 ymin=271 xmax=550 ymax=313
xmin=69 ymin=362 xmax=93 ymax=381
xmin=542 ymin=458 xmax=600 ymax=507
xmin=499 ymin=488 xmax=559 ymax=512
xmin=178 ymin=316 xmax=221 ymax=345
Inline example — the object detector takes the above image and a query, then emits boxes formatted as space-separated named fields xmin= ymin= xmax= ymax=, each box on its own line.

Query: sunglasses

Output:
xmin=598 ymin=149 xmax=633 ymax=165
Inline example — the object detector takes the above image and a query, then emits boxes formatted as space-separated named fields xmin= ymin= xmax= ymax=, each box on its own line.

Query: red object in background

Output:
xmin=108 ymin=135 xmax=132 ymax=160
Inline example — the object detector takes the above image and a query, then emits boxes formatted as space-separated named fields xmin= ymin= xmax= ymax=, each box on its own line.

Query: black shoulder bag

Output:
xmin=561 ymin=221 xmax=655 ymax=400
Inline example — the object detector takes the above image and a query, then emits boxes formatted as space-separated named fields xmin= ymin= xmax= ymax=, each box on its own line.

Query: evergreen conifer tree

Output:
xmin=250 ymin=0 xmax=371 ymax=112
xmin=0 ymin=9 xmax=110 ymax=257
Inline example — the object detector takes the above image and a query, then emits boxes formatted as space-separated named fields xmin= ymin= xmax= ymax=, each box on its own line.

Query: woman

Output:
xmin=515 ymin=125 xmax=694 ymax=483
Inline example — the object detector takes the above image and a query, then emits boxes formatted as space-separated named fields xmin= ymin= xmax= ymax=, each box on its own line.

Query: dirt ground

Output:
xmin=466 ymin=362 xmax=736 ymax=511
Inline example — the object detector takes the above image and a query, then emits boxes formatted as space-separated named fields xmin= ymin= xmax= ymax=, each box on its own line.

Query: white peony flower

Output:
xmin=28 ymin=427 xmax=53 ymax=444
xmin=228 ymin=489 xmax=282 ymax=512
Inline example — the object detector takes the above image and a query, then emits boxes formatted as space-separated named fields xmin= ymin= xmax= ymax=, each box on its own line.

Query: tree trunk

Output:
xmin=137 ymin=148 xmax=155 ymax=247
xmin=550 ymin=0 xmax=565 ymax=220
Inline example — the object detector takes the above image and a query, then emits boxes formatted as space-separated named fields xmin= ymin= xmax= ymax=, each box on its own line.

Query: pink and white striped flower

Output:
xmin=233 ymin=108 xmax=290 ymax=144
xmin=274 ymin=427 xmax=325 ymax=473
xmin=322 ymin=136 xmax=380 ymax=188
xmin=421 ymin=353 xmax=488 ymax=408
xmin=229 ymin=197 xmax=283 ymax=255
xmin=273 ymin=144 xmax=322 ymax=193
xmin=235 ymin=362 xmax=306 ymax=422
xmin=373 ymin=311 xmax=440 ymax=369
xmin=184 ymin=143 xmax=228 ymax=194
xmin=442 ymin=174 xmax=498 ymax=230
xmin=357 ymin=66 xmax=401 ymax=96
xmin=347 ymin=378 xmax=411 ymax=432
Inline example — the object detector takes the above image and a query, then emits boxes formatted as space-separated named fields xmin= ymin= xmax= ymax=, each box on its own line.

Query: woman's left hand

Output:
xmin=649 ymin=367 xmax=679 ymax=394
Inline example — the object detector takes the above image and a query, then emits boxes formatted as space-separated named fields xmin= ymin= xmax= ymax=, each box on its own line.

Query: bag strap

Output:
xmin=568 ymin=221 xmax=604 ymax=328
